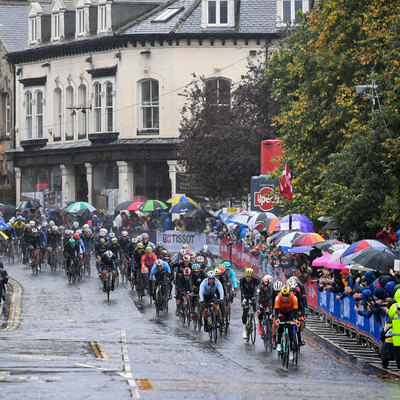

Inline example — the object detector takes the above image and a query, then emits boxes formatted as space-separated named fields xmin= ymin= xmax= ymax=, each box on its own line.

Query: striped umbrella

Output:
xmin=139 ymin=200 xmax=168 ymax=212
xmin=167 ymin=195 xmax=197 ymax=206
xmin=66 ymin=202 xmax=96 ymax=213
xmin=341 ymin=239 xmax=389 ymax=259
xmin=292 ymin=233 xmax=324 ymax=247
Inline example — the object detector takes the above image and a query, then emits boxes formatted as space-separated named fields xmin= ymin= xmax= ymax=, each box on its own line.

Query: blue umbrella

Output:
xmin=0 ymin=220 xmax=8 ymax=230
xmin=169 ymin=201 xmax=197 ymax=214
xmin=288 ymin=246 xmax=315 ymax=254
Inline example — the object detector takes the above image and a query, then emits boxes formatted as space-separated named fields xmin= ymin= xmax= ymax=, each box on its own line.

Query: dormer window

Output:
xmin=97 ymin=0 xmax=111 ymax=33
xmin=27 ymin=2 xmax=43 ymax=45
xmin=75 ymin=0 xmax=91 ymax=38
xmin=277 ymin=0 xmax=309 ymax=26
xmin=201 ymin=0 xmax=234 ymax=28
xmin=50 ymin=0 xmax=66 ymax=42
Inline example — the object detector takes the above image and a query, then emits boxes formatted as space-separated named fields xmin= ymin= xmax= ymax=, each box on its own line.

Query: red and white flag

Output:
xmin=280 ymin=161 xmax=293 ymax=200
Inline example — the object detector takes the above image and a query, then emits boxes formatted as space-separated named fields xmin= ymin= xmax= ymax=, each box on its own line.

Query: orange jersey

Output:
xmin=274 ymin=292 xmax=298 ymax=314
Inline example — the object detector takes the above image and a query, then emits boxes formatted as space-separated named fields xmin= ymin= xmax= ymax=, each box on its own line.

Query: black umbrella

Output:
xmin=76 ymin=208 xmax=92 ymax=218
xmin=317 ymin=216 xmax=332 ymax=223
xmin=323 ymin=219 xmax=340 ymax=230
xmin=115 ymin=201 xmax=134 ymax=212
xmin=0 ymin=204 xmax=16 ymax=214
xmin=16 ymin=200 xmax=41 ymax=210
xmin=184 ymin=208 xmax=212 ymax=219
xmin=313 ymin=240 xmax=344 ymax=251
xmin=350 ymin=248 xmax=398 ymax=274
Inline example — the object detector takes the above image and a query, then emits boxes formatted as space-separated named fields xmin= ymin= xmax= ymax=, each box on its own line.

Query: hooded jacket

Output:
xmin=388 ymin=289 xmax=400 ymax=346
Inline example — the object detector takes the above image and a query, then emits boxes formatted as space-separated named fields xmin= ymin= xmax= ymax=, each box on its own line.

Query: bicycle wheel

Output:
xmin=208 ymin=313 xmax=213 ymax=342
xmin=218 ymin=308 xmax=223 ymax=337
xmin=250 ymin=313 xmax=256 ymax=344
xmin=181 ymin=305 xmax=186 ymax=325
xmin=264 ymin=318 xmax=273 ymax=352
xmin=107 ymin=274 xmax=111 ymax=302
xmin=246 ymin=314 xmax=251 ymax=344
xmin=197 ymin=306 xmax=203 ymax=332
xmin=282 ymin=332 xmax=289 ymax=370
xmin=292 ymin=329 xmax=299 ymax=366
xmin=155 ymin=293 xmax=161 ymax=316
xmin=212 ymin=313 xmax=218 ymax=343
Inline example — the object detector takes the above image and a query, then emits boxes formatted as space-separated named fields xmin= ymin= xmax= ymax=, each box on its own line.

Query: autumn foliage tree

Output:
xmin=179 ymin=58 xmax=278 ymax=200
xmin=266 ymin=0 xmax=400 ymax=238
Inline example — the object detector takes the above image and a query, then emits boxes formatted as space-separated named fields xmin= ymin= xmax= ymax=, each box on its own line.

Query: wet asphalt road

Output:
xmin=0 ymin=260 xmax=398 ymax=400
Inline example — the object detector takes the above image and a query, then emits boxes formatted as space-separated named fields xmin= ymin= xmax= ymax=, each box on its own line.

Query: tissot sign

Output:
xmin=251 ymin=175 xmax=283 ymax=214
xmin=254 ymin=187 xmax=280 ymax=211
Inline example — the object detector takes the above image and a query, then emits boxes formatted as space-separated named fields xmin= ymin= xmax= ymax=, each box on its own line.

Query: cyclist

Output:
xmin=274 ymin=284 xmax=298 ymax=360
xmin=47 ymin=225 xmax=61 ymax=266
xmin=271 ymin=280 xmax=283 ymax=348
xmin=256 ymin=275 xmax=274 ymax=336
xmin=240 ymin=268 xmax=261 ymax=339
xmin=39 ymin=224 xmax=48 ymax=268
xmin=22 ymin=224 xmax=33 ymax=264
xmin=141 ymin=232 xmax=155 ymax=249
xmin=29 ymin=228 xmax=41 ymax=269
xmin=190 ymin=263 xmax=207 ymax=306
xmin=73 ymin=232 xmax=85 ymax=266
xmin=195 ymin=255 xmax=207 ymax=271
xmin=13 ymin=216 xmax=26 ymax=238
xmin=224 ymin=261 xmax=238 ymax=293
xmin=72 ymin=221 xmax=80 ymax=232
xmin=214 ymin=267 xmax=231 ymax=316
xmin=150 ymin=259 xmax=171 ymax=303
xmin=199 ymin=270 xmax=224 ymax=332
xmin=100 ymin=250 xmax=118 ymax=292
xmin=95 ymin=238 xmax=109 ymax=274
xmin=155 ymin=242 xmax=164 ymax=258
xmin=198 ymin=245 xmax=212 ymax=269
xmin=287 ymin=276 xmax=307 ymax=345
xmin=175 ymin=266 xmax=192 ymax=316
xmin=131 ymin=241 xmax=143 ymax=284
xmin=3 ymin=223 xmax=16 ymax=259
xmin=141 ymin=246 xmax=157 ymax=296
xmin=63 ymin=238 xmax=80 ymax=277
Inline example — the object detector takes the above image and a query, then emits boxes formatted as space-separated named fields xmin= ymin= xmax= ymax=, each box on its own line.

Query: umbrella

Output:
xmin=65 ymin=201 xmax=74 ymax=206
xmin=312 ymin=252 xmax=331 ymax=267
xmin=230 ymin=214 xmax=252 ymax=226
xmin=276 ymin=231 xmax=304 ymax=248
xmin=169 ymin=201 xmax=197 ymax=214
xmin=255 ymin=212 xmax=278 ymax=223
xmin=76 ymin=208 xmax=91 ymax=218
xmin=140 ymin=200 xmax=168 ymax=212
xmin=277 ymin=214 xmax=314 ymax=232
xmin=0 ymin=219 xmax=8 ymax=230
xmin=326 ymin=242 xmax=349 ymax=254
xmin=341 ymin=239 xmax=389 ymax=259
xmin=66 ymin=202 xmax=96 ymax=213
xmin=16 ymin=200 xmax=41 ymax=210
xmin=317 ymin=216 xmax=332 ymax=223
xmin=0 ymin=204 xmax=16 ymax=214
xmin=323 ymin=219 xmax=340 ymax=230
xmin=313 ymin=240 xmax=345 ymax=252
xmin=167 ymin=195 xmax=197 ymax=206
xmin=326 ymin=249 xmax=348 ymax=269
xmin=292 ymin=233 xmax=324 ymax=247
xmin=127 ymin=201 xmax=144 ymax=211
xmin=348 ymin=248 xmax=398 ymax=274
xmin=261 ymin=217 xmax=281 ymax=233
xmin=115 ymin=201 xmax=135 ymax=212
xmin=184 ymin=209 xmax=212 ymax=219
xmin=288 ymin=246 xmax=314 ymax=254
xmin=130 ymin=195 xmax=148 ymax=202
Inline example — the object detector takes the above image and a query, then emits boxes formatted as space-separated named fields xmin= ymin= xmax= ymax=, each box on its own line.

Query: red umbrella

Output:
xmin=127 ymin=201 xmax=144 ymax=211
xmin=292 ymin=233 xmax=324 ymax=247
xmin=130 ymin=195 xmax=148 ymax=202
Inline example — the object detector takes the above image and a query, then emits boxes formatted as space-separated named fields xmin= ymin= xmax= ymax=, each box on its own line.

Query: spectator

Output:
xmin=160 ymin=211 xmax=172 ymax=231
xmin=388 ymin=289 xmax=400 ymax=369
xmin=376 ymin=224 xmax=398 ymax=247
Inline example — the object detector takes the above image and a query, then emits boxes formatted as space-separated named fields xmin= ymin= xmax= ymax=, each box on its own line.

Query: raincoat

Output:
xmin=388 ymin=289 xmax=400 ymax=346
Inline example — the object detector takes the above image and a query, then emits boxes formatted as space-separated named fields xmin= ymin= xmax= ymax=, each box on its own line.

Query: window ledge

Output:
xmin=88 ymin=132 xmax=119 ymax=143
xmin=20 ymin=138 xmax=48 ymax=150
xmin=137 ymin=129 xmax=159 ymax=136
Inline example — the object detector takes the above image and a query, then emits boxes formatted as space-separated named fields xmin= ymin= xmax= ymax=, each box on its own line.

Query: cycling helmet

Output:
xmin=224 ymin=261 xmax=231 ymax=269
xmin=86 ymin=228 xmax=92 ymax=235
xmin=190 ymin=252 xmax=196 ymax=258
xmin=244 ymin=268 xmax=254 ymax=277
xmin=219 ymin=266 xmax=226 ymax=274
xmin=69 ymin=238 xmax=75 ymax=245
xmin=136 ymin=235 xmax=142 ymax=242
xmin=73 ymin=221 xmax=79 ymax=229
xmin=105 ymin=250 xmax=113 ymax=259
xmin=25 ymin=224 xmax=31 ymax=230
xmin=17 ymin=215 xmax=23 ymax=221
xmin=182 ymin=244 xmax=190 ymax=250
xmin=73 ymin=233 xmax=80 ymax=240
xmin=214 ymin=268 xmax=221 ymax=276
xmin=76 ymin=229 xmax=82 ymax=235
xmin=111 ymin=238 xmax=118 ymax=244
xmin=7 ymin=222 xmax=11 ymax=227
xmin=137 ymin=243 xmax=144 ymax=249
xmin=142 ymin=233 xmax=149 ymax=239
xmin=49 ymin=220 xmax=55 ymax=227
xmin=109 ymin=232 xmax=116 ymax=238
xmin=155 ymin=259 xmax=163 ymax=267
xmin=145 ymin=246 xmax=153 ymax=254
xmin=156 ymin=242 xmax=164 ymax=247
xmin=121 ymin=230 xmax=128 ymax=237
xmin=161 ymin=249 xmax=170 ymax=259
xmin=265 ymin=274 xmax=273 ymax=282
xmin=30 ymin=220 xmax=35 ymax=227
xmin=131 ymin=237 xmax=138 ymax=243
xmin=273 ymin=281 xmax=283 ymax=292
xmin=42 ymin=221 xmax=48 ymax=227
xmin=196 ymin=256 xmax=204 ymax=263
xmin=287 ymin=276 xmax=298 ymax=290
xmin=59 ymin=225 xmax=65 ymax=231
xmin=262 ymin=276 xmax=270 ymax=286
xmin=52 ymin=226 xmax=58 ymax=232
xmin=183 ymin=267 xmax=191 ymax=276
xmin=99 ymin=238 xmax=106 ymax=245
xmin=179 ymin=249 xmax=186 ymax=256
xmin=185 ymin=249 xmax=191 ymax=254
xmin=183 ymin=255 xmax=190 ymax=262
xmin=207 ymin=270 xmax=215 ymax=279
xmin=192 ymin=263 xmax=200 ymax=271
xmin=82 ymin=224 xmax=89 ymax=231
xmin=202 ymin=245 xmax=208 ymax=251
xmin=281 ymin=285 xmax=291 ymax=296
xmin=32 ymin=228 xmax=38 ymax=234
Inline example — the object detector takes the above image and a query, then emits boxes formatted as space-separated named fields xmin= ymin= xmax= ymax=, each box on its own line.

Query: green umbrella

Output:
xmin=139 ymin=200 xmax=168 ymax=212
xmin=66 ymin=201 xmax=96 ymax=213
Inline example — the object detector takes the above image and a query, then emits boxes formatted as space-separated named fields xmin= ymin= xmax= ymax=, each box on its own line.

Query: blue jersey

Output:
xmin=150 ymin=261 xmax=171 ymax=280
xmin=227 ymin=268 xmax=238 ymax=289
xmin=199 ymin=278 xmax=224 ymax=301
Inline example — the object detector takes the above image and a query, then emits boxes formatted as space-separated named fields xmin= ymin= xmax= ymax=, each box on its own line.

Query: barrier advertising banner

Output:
xmin=157 ymin=231 xmax=220 ymax=254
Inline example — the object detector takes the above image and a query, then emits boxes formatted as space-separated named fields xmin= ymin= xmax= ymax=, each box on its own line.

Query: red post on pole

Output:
xmin=260 ymin=140 xmax=283 ymax=174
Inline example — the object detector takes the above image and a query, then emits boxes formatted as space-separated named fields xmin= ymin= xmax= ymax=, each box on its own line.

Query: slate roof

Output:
xmin=118 ymin=0 xmax=278 ymax=35
xmin=0 ymin=1 xmax=29 ymax=52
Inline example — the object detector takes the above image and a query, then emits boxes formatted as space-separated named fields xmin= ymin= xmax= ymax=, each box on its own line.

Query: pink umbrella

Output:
xmin=326 ymin=249 xmax=348 ymax=269
xmin=312 ymin=252 xmax=330 ymax=267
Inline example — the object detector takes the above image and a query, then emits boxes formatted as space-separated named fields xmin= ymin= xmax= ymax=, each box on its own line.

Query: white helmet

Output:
xmin=121 ymin=230 xmax=128 ymax=237
xmin=202 ymin=245 xmax=208 ymax=252
xmin=42 ymin=221 xmax=48 ymax=227
xmin=73 ymin=221 xmax=79 ymax=229
xmin=32 ymin=228 xmax=38 ymax=234
xmin=287 ymin=276 xmax=298 ymax=290
xmin=52 ymin=226 xmax=58 ymax=232
xmin=196 ymin=256 xmax=204 ymax=263
xmin=155 ymin=259 xmax=163 ymax=267
xmin=49 ymin=220 xmax=55 ymax=227
xmin=105 ymin=250 xmax=113 ymax=258
xmin=131 ymin=237 xmax=138 ymax=243
xmin=273 ymin=281 xmax=283 ymax=292
xmin=265 ymin=274 xmax=273 ymax=282
xmin=59 ymin=225 xmax=65 ymax=231
xmin=142 ymin=233 xmax=149 ymax=239
xmin=136 ymin=235 xmax=142 ymax=242
xmin=9 ymin=218 xmax=15 ymax=224
xmin=76 ymin=229 xmax=82 ymax=235
xmin=30 ymin=220 xmax=35 ymax=227
xmin=99 ymin=228 xmax=107 ymax=237
xmin=179 ymin=249 xmax=186 ymax=256
xmin=86 ymin=228 xmax=92 ymax=235
xmin=109 ymin=232 xmax=115 ymax=238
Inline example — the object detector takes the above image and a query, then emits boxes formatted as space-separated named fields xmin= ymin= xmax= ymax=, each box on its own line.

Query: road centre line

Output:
xmin=119 ymin=330 xmax=140 ymax=398
xmin=96 ymin=342 xmax=108 ymax=359
xmin=90 ymin=341 xmax=101 ymax=359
